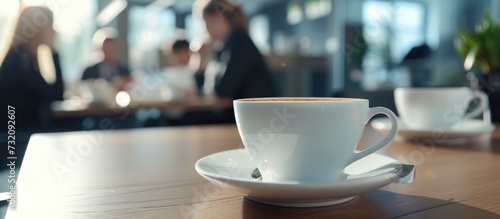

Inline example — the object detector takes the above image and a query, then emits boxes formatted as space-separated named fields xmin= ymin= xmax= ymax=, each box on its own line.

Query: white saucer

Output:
xmin=195 ymin=149 xmax=411 ymax=207
xmin=371 ymin=118 xmax=495 ymax=142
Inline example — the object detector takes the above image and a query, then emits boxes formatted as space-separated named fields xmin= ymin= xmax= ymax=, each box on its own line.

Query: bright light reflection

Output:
xmin=189 ymin=40 xmax=202 ymax=52
xmin=1 ymin=0 xmax=19 ymax=14
xmin=0 ymin=1 xmax=20 ymax=63
xmin=287 ymin=3 xmax=303 ymax=25
xmin=37 ymin=44 xmax=56 ymax=84
xmin=116 ymin=91 xmax=131 ymax=107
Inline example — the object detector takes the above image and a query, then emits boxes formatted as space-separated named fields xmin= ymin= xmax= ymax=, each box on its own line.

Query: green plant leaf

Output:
xmin=456 ymin=31 xmax=475 ymax=57
xmin=456 ymin=10 xmax=500 ymax=74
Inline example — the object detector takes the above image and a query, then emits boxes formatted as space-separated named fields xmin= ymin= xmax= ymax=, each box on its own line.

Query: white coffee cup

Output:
xmin=394 ymin=87 xmax=488 ymax=130
xmin=233 ymin=97 xmax=398 ymax=183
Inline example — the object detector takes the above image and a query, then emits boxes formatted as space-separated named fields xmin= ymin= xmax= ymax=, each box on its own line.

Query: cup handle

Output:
xmin=464 ymin=90 xmax=489 ymax=119
xmin=346 ymin=107 xmax=398 ymax=166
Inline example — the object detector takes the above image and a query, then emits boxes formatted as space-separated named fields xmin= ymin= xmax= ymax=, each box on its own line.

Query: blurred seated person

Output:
xmin=162 ymin=39 xmax=197 ymax=100
xmin=194 ymin=0 xmax=276 ymax=100
xmin=81 ymin=29 xmax=132 ymax=91
xmin=171 ymin=39 xmax=191 ymax=66
xmin=168 ymin=0 xmax=276 ymax=125
xmin=0 ymin=6 xmax=64 ymax=131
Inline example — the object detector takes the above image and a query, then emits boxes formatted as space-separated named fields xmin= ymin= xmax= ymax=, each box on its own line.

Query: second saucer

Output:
xmin=371 ymin=117 xmax=495 ymax=142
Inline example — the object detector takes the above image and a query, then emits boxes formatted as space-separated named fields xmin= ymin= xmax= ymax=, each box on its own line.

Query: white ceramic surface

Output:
xmin=394 ymin=88 xmax=488 ymax=130
xmin=233 ymin=98 xmax=398 ymax=183
xmin=371 ymin=117 xmax=495 ymax=142
xmin=195 ymin=149 xmax=405 ymax=207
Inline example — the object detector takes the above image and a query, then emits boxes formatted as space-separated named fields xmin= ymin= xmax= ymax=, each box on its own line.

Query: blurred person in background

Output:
xmin=171 ymin=0 xmax=276 ymax=125
xmin=194 ymin=0 xmax=276 ymax=100
xmin=81 ymin=29 xmax=132 ymax=91
xmin=0 ymin=6 xmax=64 ymax=131
xmin=151 ymin=39 xmax=198 ymax=127
xmin=170 ymin=39 xmax=191 ymax=66
xmin=162 ymin=39 xmax=197 ymax=99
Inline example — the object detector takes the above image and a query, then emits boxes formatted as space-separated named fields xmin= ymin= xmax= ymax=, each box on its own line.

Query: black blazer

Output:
xmin=81 ymin=61 xmax=130 ymax=81
xmin=203 ymin=28 xmax=277 ymax=99
xmin=0 ymin=46 xmax=64 ymax=130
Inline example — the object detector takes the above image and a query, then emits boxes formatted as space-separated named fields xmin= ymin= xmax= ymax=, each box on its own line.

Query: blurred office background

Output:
xmin=1 ymin=0 xmax=498 ymax=97
xmin=1 ymin=1 xmax=499 ymax=216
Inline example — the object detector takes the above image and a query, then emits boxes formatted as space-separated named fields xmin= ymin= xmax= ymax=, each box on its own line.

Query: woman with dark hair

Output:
xmin=0 ymin=6 xmax=64 ymax=131
xmin=195 ymin=0 xmax=276 ymax=99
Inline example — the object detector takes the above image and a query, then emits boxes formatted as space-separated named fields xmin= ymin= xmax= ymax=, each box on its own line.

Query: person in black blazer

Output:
xmin=81 ymin=36 xmax=132 ymax=90
xmin=0 ymin=7 xmax=64 ymax=131
xmin=196 ymin=0 xmax=277 ymax=100
xmin=170 ymin=0 xmax=275 ymax=125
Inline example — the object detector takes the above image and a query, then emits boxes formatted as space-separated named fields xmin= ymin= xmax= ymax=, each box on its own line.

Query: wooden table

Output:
xmin=4 ymin=124 xmax=500 ymax=218
xmin=51 ymin=97 xmax=232 ymax=118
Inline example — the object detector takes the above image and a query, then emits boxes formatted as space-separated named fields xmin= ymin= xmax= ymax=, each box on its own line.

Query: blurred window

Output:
xmin=305 ymin=0 xmax=332 ymax=20
xmin=249 ymin=15 xmax=270 ymax=54
xmin=359 ymin=0 xmax=426 ymax=90
xmin=185 ymin=14 xmax=207 ymax=42
xmin=0 ymin=0 xmax=96 ymax=81
xmin=362 ymin=1 xmax=426 ymax=63
xmin=53 ymin=0 xmax=97 ymax=81
xmin=287 ymin=1 xmax=303 ymax=25
xmin=128 ymin=6 xmax=176 ymax=70
xmin=0 ymin=1 xmax=19 ymax=61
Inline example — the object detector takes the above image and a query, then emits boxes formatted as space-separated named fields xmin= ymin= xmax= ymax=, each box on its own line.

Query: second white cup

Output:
xmin=394 ymin=87 xmax=488 ymax=130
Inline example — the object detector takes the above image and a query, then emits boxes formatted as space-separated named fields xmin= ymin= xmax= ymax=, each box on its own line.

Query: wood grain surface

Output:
xmin=5 ymin=124 xmax=500 ymax=218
